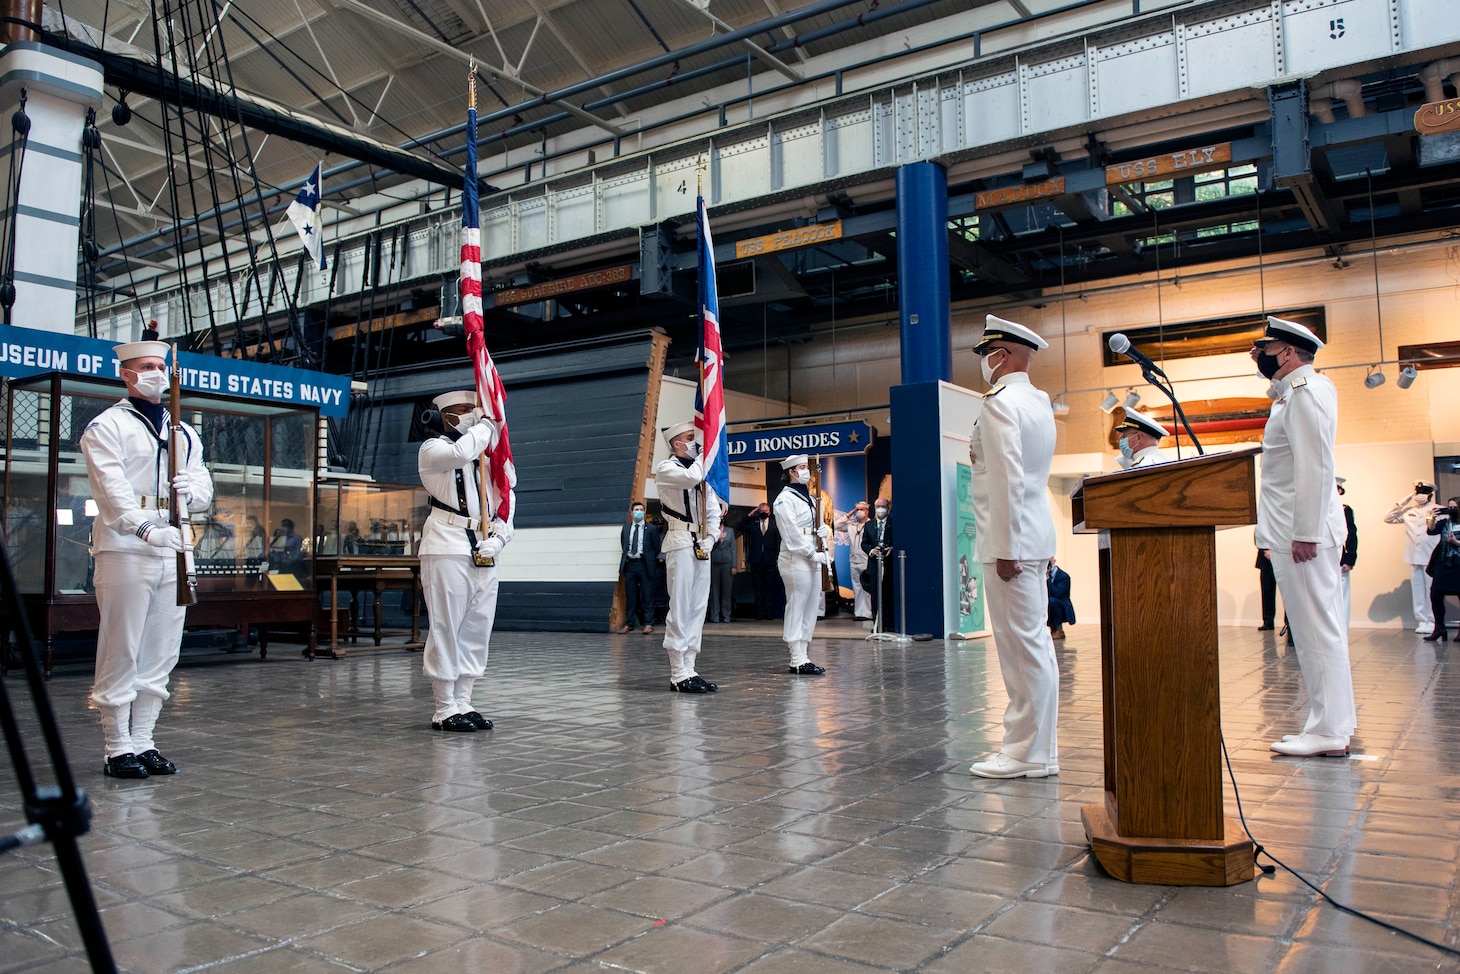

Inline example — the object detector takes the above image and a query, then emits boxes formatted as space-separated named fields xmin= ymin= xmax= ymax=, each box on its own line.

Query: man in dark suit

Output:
xmin=619 ymin=501 xmax=661 ymax=634
xmin=739 ymin=502 xmax=780 ymax=620
xmin=861 ymin=498 xmax=895 ymax=631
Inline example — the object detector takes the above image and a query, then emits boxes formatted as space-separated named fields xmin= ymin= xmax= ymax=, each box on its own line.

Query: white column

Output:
xmin=0 ymin=42 xmax=103 ymax=333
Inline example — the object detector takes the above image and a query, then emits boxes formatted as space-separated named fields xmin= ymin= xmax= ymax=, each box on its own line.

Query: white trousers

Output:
xmin=663 ymin=546 xmax=710 ymax=682
xmin=984 ymin=559 xmax=1059 ymax=766
xmin=421 ymin=555 xmax=498 ymax=720
xmin=850 ymin=557 xmax=871 ymax=618
xmin=1271 ymin=546 xmax=1356 ymax=740
xmin=92 ymin=551 xmax=185 ymax=709
xmin=1411 ymin=564 xmax=1434 ymax=632
xmin=780 ymin=561 xmax=820 ymax=665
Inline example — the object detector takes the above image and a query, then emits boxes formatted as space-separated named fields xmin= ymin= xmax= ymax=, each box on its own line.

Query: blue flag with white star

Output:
xmin=286 ymin=163 xmax=327 ymax=271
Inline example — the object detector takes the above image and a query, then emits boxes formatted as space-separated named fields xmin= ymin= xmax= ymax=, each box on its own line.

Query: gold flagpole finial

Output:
xmin=468 ymin=58 xmax=477 ymax=111
xmin=696 ymin=152 xmax=706 ymax=197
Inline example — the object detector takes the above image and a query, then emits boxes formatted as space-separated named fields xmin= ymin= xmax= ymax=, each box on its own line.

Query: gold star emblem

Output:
xmin=849 ymin=430 xmax=860 ymax=444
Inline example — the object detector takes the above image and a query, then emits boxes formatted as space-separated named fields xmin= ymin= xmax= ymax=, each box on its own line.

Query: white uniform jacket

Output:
xmin=417 ymin=422 xmax=512 ymax=557
xmin=969 ymin=372 xmax=1057 ymax=564
xmin=1255 ymin=365 xmax=1346 ymax=550
xmin=773 ymin=486 xmax=819 ymax=569
xmin=654 ymin=455 xmax=722 ymax=553
xmin=1383 ymin=502 xmax=1442 ymax=567
xmin=1121 ymin=445 xmax=1174 ymax=469
xmin=80 ymin=399 xmax=213 ymax=557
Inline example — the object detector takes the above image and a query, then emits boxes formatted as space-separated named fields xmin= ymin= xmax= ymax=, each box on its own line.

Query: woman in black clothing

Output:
xmin=1424 ymin=497 xmax=1460 ymax=642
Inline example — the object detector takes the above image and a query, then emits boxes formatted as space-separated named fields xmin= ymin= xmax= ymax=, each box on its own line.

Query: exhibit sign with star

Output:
xmin=727 ymin=420 xmax=873 ymax=463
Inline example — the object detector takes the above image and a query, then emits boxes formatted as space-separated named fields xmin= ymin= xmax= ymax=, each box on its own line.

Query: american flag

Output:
xmin=461 ymin=92 xmax=516 ymax=524
xmin=695 ymin=194 xmax=729 ymax=506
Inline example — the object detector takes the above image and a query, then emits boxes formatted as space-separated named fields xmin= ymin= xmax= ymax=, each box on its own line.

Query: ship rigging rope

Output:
xmin=0 ymin=89 xmax=30 ymax=325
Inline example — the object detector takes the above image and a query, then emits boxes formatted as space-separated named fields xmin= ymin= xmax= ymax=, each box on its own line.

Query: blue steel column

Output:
xmin=895 ymin=161 xmax=951 ymax=384
xmin=889 ymin=161 xmax=952 ymax=635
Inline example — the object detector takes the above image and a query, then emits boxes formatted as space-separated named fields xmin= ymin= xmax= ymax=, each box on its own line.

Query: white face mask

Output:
xmin=795 ymin=468 xmax=811 ymax=485
xmin=130 ymin=369 xmax=168 ymax=400
xmin=979 ymin=354 xmax=997 ymax=385
xmin=875 ymin=508 xmax=887 ymax=520
xmin=446 ymin=408 xmax=482 ymax=433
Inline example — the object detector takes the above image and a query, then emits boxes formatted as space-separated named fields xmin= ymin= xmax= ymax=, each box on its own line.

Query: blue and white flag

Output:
xmin=286 ymin=163 xmax=327 ymax=271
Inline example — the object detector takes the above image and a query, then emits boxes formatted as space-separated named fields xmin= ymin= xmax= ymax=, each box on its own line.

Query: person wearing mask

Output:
xmin=655 ymin=421 xmax=722 ymax=692
xmin=1384 ymin=480 xmax=1443 ymax=635
xmin=618 ymin=501 xmax=661 ymax=634
xmin=80 ymin=338 xmax=214 ymax=778
xmin=836 ymin=500 xmax=872 ymax=620
xmin=774 ymin=455 xmax=830 ymax=675
xmin=418 ymin=390 xmax=513 ymax=732
xmin=708 ymin=503 xmax=736 ymax=623
xmin=967 ymin=315 xmax=1060 ymax=779
xmin=1046 ymin=558 xmax=1075 ymax=640
xmin=1112 ymin=410 xmax=1173 ymax=469
xmin=1251 ymin=316 xmax=1356 ymax=758
xmin=739 ymin=501 xmax=780 ymax=620
xmin=1423 ymin=497 xmax=1460 ymax=643
xmin=1338 ymin=477 xmax=1357 ymax=626
xmin=861 ymin=499 xmax=895 ymax=632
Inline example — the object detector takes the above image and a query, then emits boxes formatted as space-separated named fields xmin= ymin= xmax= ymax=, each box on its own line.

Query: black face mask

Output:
xmin=1255 ymin=350 xmax=1283 ymax=379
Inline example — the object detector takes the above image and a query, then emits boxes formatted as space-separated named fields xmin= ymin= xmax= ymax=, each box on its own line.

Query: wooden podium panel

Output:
xmin=1073 ymin=448 xmax=1260 ymax=886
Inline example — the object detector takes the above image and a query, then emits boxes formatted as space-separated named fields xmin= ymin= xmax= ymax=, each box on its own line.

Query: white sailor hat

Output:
xmin=662 ymin=420 xmax=696 ymax=446
xmin=973 ymin=314 xmax=1049 ymax=352
xmin=1254 ymin=315 xmax=1324 ymax=354
xmin=432 ymin=390 xmax=478 ymax=411
xmin=780 ymin=454 xmax=809 ymax=470
xmin=1113 ymin=409 xmax=1169 ymax=440
xmin=113 ymin=340 xmax=171 ymax=363
xmin=1416 ymin=480 xmax=1437 ymax=493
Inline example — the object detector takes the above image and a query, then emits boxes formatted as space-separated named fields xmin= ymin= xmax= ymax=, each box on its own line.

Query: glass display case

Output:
xmin=2 ymin=371 xmax=320 ymax=672
xmin=315 ymin=475 xmax=429 ymax=558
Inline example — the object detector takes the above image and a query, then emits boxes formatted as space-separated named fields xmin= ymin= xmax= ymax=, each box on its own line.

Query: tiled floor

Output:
xmin=3 ymin=619 xmax=1459 ymax=973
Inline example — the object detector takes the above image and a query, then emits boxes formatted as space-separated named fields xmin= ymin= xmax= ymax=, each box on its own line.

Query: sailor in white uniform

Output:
xmin=773 ymin=454 xmax=830 ymax=675
xmin=967 ymin=316 xmax=1060 ymax=780
xmin=1113 ymin=410 xmax=1174 ymax=469
xmin=1252 ymin=316 xmax=1356 ymax=757
xmin=1383 ymin=480 xmax=1442 ymax=635
xmin=655 ymin=420 xmax=721 ymax=692
xmin=80 ymin=338 xmax=213 ymax=779
xmin=836 ymin=500 xmax=872 ymax=620
xmin=418 ymin=390 xmax=513 ymax=732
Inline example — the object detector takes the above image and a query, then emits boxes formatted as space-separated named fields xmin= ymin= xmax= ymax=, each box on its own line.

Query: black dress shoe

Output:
xmin=670 ymin=677 xmax=712 ymax=693
xmin=789 ymin=662 xmax=826 ymax=675
xmin=462 ymin=711 xmax=494 ymax=730
xmin=136 ymin=749 xmax=178 ymax=775
xmin=103 ymin=753 xmax=149 ymax=779
xmin=431 ymin=714 xmax=477 ymax=732
xmin=1257 ymin=624 xmax=1275 ymax=631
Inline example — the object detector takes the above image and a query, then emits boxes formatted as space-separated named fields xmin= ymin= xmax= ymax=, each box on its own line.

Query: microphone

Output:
xmin=1107 ymin=333 xmax=1168 ymax=379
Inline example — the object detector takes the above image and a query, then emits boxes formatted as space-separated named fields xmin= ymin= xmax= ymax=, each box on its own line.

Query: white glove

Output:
xmin=488 ymin=519 xmax=513 ymax=545
xmin=171 ymin=471 xmax=193 ymax=503
xmin=145 ymin=525 xmax=185 ymax=552
xmin=816 ymin=550 xmax=831 ymax=567
xmin=476 ymin=535 xmax=504 ymax=560
xmin=816 ymin=524 xmax=832 ymax=542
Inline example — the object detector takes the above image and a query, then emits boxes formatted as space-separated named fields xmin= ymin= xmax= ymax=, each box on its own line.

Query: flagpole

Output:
xmin=467 ymin=61 xmax=493 ymax=542
xmin=695 ymin=154 xmax=709 ymax=552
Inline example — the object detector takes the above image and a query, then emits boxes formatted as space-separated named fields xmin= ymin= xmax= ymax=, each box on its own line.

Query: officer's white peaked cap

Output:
xmin=973 ymin=315 xmax=1049 ymax=352
xmin=662 ymin=420 xmax=696 ymax=446
xmin=1256 ymin=316 xmax=1324 ymax=354
xmin=432 ymin=390 xmax=478 ymax=411
xmin=1113 ymin=409 xmax=1169 ymax=440
xmin=113 ymin=340 xmax=171 ymax=364
xmin=780 ymin=454 xmax=809 ymax=470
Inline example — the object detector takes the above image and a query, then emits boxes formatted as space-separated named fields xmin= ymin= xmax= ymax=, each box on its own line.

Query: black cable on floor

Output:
xmin=1219 ymin=733 xmax=1460 ymax=958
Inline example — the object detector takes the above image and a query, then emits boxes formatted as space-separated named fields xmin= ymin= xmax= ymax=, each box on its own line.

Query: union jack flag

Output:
xmin=695 ymin=194 xmax=729 ymax=505
xmin=461 ymin=95 xmax=516 ymax=523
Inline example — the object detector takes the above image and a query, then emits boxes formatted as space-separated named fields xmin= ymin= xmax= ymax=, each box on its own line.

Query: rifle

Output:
xmin=812 ymin=458 xmax=833 ymax=592
xmin=169 ymin=344 xmax=198 ymax=606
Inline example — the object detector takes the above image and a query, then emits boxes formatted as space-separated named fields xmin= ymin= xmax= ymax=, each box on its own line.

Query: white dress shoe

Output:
xmin=970 ymin=753 xmax=1058 ymax=779
xmin=1269 ymin=733 xmax=1349 ymax=757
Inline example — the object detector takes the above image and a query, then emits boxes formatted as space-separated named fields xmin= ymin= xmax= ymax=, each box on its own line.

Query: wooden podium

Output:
xmin=1070 ymin=448 xmax=1260 ymax=886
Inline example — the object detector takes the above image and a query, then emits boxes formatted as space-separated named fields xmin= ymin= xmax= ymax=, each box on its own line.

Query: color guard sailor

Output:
xmin=656 ymin=421 xmax=721 ymax=692
xmin=773 ymin=455 xmax=829 ymax=675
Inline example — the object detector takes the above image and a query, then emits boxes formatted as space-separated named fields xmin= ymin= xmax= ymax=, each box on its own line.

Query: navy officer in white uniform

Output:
xmin=80 ymin=338 xmax=213 ymax=778
xmin=967 ymin=315 xmax=1060 ymax=779
xmin=773 ymin=454 xmax=830 ymax=675
xmin=1252 ymin=316 xmax=1356 ymax=757
xmin=1113 ymin=409 xmax=1173 ymax=469
xmin=655 ymin=420 xmax=721 ymax=692
xmin=418 ymin=390 xmax=512 ymax=731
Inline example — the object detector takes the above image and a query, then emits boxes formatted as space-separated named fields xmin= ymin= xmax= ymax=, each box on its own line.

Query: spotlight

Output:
xmin=1364 ymin=366 xmax=1385 ymax=389
xmin=1122 ymin=389 xmax=1141 ymax=411
xmin=1051 ymin=397 xmax=1070 ymax=418
xmin=1397 ymin=365 xmax=1418 ymax=389
xmin=1099 ymin=390 xmax=1119 ymax=414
